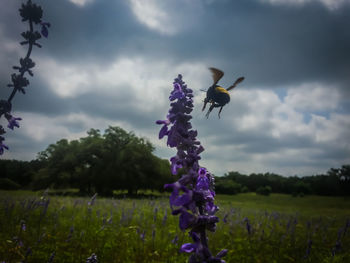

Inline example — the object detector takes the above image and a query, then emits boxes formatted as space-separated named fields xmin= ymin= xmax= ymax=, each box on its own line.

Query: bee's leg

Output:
xmin=218 ymin=106 xmax=224 ymax=119
xmin=202 ymin=98 xmax=209 ymax=111
xmin=205 ymin=103 xmax=215 ymax=119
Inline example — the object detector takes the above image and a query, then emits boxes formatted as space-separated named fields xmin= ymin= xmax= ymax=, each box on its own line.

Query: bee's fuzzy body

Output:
xmin=206 ymin=85 xmax=230 ymax=106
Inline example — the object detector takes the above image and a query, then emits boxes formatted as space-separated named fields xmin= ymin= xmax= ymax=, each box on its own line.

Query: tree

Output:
xmin=33 ymin=126 xmax=172 ymax=196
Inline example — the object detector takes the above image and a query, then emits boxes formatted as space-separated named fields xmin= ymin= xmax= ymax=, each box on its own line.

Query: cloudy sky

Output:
xmin=1 ymin=0 xmax=350 ymax=176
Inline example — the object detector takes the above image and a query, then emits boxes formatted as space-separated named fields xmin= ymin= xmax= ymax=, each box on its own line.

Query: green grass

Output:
xmin=218 ymin=193 xmax=350 ymax=216
xmin=0 ymin=191 xmax=349 ymax=263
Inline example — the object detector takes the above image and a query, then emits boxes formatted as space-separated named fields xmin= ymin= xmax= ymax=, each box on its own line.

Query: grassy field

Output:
xmin=0 ymin=191 xmax=349 ymax=263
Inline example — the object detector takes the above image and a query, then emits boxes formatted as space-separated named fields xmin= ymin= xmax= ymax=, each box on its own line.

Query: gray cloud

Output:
xmin=1 ymin=0 xmax=349 ymax=176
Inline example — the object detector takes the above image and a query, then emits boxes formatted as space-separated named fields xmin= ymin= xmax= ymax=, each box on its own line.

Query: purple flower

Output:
xmin=169 ymin=83 xmax=185 ymax=101
xmin=40 ymin=22 xmax=51 ymax=38
xmin=196 ymin=168 xmax=210 ymax=190
xmin=157 ymin=74 xmax=225 ymax=262
xmin=170 ymin=156 xmax=183 ymax=175
xmin=162 ymin=210 xmax=168 ymax=225
xmin=180 ymin=231 xmax=202 ymax=253
xmin=5 ymin=114 xmax=22 ymax=130
xmin=47 ymin=251 xmax=55 ymax=263
xmin=0 ymin=141 xmax=9 ymax=155
xmin=140 ymin=230 xmax=146 ymax=242
xmin=172 ymin=208 xmax=197 ymax=230
xmin=304 ymin=239 xmax=312 ymax=258
xmin=156 ymin=119 xmax=170 ymax=139
xmin=243 ymin=217 xmax=252 ymax=235
xmin=88 ymin=193 xmax=97 ymax=206
xmin=21 ymin=220 xmax=26 ymax=231
xmin=171 ymin=234 xmax=178 ymax=244
xmin=86 ymin=253 xmax=98 ymax=263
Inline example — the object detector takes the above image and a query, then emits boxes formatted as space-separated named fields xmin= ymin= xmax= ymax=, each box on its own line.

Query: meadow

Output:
xmin=0 ymin=191 xmax=349 ymax=263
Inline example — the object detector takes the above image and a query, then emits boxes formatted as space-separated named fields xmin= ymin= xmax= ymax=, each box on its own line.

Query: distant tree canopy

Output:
xmin=0 ymin=159 xmax=42 ymax=189
xmin=215 ymin=165 xmax=350 ymax=196
xmin=28 ymin=126 xmax=172 ymax=196
xmin=0 ymin=126 xmax=349 ymax=197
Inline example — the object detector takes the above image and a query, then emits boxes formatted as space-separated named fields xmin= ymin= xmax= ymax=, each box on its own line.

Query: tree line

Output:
xmin=0 ymin=126 xmax=349 ymax=197
xmin=0 ymin=126 xmax=174 ymax=196
xmin=214 ymin=167 xmax=350 ymax=196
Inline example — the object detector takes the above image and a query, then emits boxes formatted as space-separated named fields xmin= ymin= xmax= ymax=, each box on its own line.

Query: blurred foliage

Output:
xmin=256 ymin=185 xmax=272 ymax=196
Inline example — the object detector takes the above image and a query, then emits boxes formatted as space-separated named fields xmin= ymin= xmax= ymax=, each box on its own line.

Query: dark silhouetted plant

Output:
xmin=0 ymin=0 xmax=50 ymax=155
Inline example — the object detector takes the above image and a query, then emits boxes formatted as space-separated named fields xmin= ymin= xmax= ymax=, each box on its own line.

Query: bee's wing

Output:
xmin=209 ymin=67 xmax=224 ymax=85
xmin=227 ymin=77 xmax=244 ymax=91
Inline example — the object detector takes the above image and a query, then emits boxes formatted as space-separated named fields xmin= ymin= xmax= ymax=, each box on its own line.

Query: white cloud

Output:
xmin=128 ymin=0 xmax=177 ymax=35
xmin=68 ymin=0 xmax=94 ymax=7
xmin=0 ymin=26 xmax=24 ymax=62
xmin=261 ymin=0 xmax=350 ymax=10
xmin=128 ymin=0 xmax=204 ymax=35
xmin=309 ymin=113 xmax=350 ymax=144
xmin=37 ymin=56 xmax=207 ymax=111
xmin=7 ymin=111 xmax=133 ymax=144
xmin=195 ymin=85 xmax=350 ymax=175
xmin=37 ymin=58 xmax=92 ymax=98
xmin=284 ymin=83 xmax=340 ymax=112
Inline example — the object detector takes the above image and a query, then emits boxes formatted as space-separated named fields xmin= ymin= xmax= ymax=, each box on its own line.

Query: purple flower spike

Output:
xmin=157 ymin=74 xmax=226 ymax=262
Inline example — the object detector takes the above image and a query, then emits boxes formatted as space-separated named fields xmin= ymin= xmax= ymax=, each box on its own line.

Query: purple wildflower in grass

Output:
xmin=153 ymin=207 xmax=158 ymax=222
xmin=140 ymin=230 xmax=146 ymax=242
xmin=243 ymin=217 xmax=252 ymax=235
xmin=171 ymin=234 xmax=179 ymax=244
xmin=343 ymin=218 xmax=350 ymax=237
xmin=157 ymin=74 xmax=226 ymax=263
xmin=286 ymin=218 xmax=291 ymax=232
xmin=332 ymin=240 xmax=342 ymax=256
xmin=223 ymin=213 xmax=229 ymax=224
xmin=332 ymin=226 xmax=344 ymax=256
xmin=304 ymin=239 xmax=312 ymax=259
xmin=24 ymin=247 xmax=32 ymax=261
xmin=66 ymin=225 xmax=74 ymax=242
xmin=152 ymin=229 xmax=156 ymax=240
xmin=162 ymin=210 xmax=168 ymax=225
xmin=86 ymin=253 xmax=98 ymax=263
xmin=21 ymin=220 xmax=26 ymax=231
xmin=88 ymin=193 xmax=98 ymax=206
xmin=47 ymin=251 xmax=55 ymax=263
xmin=306 ymin=220 xmax=311 ymax=230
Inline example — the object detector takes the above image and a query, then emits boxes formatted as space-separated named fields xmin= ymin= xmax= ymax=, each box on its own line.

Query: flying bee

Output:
xmin=202 ymin=67 xmax=244 ymax=118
